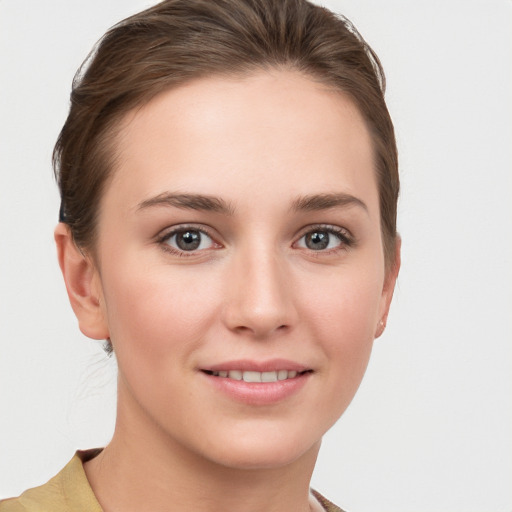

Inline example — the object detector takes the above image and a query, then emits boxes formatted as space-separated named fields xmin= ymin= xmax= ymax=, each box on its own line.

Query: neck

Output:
xmin=84 ymin=383 xmax=322 ymax=512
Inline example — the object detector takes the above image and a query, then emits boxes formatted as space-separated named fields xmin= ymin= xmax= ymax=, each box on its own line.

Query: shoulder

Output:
xmin=0 ymin=499 xmax=24 ymax=512
xmin=0 ymin=475 xmax=66 ymax=512
xmin=0 ymin=450 xmax=103 ymax=512
xmin=311 ymin=489 xmax=347 ymax=512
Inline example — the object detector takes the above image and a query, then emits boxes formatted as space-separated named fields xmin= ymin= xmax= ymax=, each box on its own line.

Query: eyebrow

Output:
xmin=137 ymin=191 xmax=367 ymax=216
xmin=137 ymin=192 xmax=235 ymax=215
xmin=291 ymin=193 xmax=368 ymax=213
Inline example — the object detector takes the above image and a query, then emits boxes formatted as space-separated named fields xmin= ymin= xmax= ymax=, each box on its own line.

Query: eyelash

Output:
xmin=294 ymin=224 xmax=355 ymax=254
xmin=156 ymin=224 xmax=355 ymax=257
xmin=156 ymin=225 xmax=218 ymax=257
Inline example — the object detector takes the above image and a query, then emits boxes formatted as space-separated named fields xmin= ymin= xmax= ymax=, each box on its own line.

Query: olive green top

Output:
xmin=0 ymin=450 xmax=344 ymax=512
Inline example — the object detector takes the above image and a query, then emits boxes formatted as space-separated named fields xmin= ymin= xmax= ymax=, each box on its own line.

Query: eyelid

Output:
xmin=293 ymin=224 xmax=355 ymax=250
xmin=156 ymin=223 xmax=222 ymax=256
xmin=154 ymin=222 xmax=354 ymax=257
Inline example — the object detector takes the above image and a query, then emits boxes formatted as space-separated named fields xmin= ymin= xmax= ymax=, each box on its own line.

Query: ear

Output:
xmin=375 ymin=236 xmax=401 ymax=338
xmin=54 ymin=223 xmax=110 ymax=340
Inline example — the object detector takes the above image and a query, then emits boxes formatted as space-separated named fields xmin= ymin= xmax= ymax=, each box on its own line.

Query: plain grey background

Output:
xmin=1 ymin=1 xmax=511 ymax=510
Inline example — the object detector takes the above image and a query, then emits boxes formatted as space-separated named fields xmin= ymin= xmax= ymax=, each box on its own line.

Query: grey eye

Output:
xmin=166 ymin=229 xmax=214 ymax=252
xmin=297 ymin=229 xmax=344 ymax=251
xmin=305 ymin=231 xmax=329 ymax=250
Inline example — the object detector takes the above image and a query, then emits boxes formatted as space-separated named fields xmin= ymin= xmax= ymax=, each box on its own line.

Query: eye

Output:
xmin=296 ymin=227 xmax=352 ymax=251
xmin=161 ymin=227 xmax=216 ymax=254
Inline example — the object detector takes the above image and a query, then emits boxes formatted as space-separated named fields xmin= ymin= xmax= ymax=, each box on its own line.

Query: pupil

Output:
xmin=176 ymin=231 xmax=201 ymax=251
xmin=306 ymin=231 xmax=329 ymax=250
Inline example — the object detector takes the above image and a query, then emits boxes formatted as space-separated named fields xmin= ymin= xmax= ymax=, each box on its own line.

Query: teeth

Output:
xmin=261 ymin=371 xmax=277 ymax=382
xmin=211 ymin=370 xmax=301 ymax=381
xmin=228 ymin=370 xmax=243 ymax=380
xmin=243 ymin=371 xmax=261 ymax=382
xmin=277 ymin=369 xmax=288 ymax=381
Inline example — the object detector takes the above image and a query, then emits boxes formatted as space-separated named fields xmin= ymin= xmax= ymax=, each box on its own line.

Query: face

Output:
xmin=86 ymin=70 xmax=397 ymax=469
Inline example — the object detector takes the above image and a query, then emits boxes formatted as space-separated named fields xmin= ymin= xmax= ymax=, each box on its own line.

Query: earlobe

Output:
xmin=375 ymin=236 xmax=401 ymax=339
xmin=375 ymin=319 xmax=386 ymax=338
xmin=54 ymin=223 xmax=110 ymax=340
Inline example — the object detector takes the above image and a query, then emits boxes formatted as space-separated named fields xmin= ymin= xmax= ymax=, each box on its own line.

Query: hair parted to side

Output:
xmin=54 ymin=0 xmax=399 ymax=265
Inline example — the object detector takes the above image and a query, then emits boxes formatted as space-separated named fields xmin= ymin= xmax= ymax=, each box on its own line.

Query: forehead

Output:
xmin=107 ymin=70 xmax=377 ymax=213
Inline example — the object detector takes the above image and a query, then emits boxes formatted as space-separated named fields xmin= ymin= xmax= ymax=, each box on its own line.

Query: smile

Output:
xmin=199 ymin=360 xmax=313 ymax=404
xmin=202 ymin=369 xmax=309 ymax=382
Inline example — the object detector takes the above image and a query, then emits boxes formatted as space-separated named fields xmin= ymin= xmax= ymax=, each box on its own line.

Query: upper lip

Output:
xmin=200 ymin=359 xmax=310 ymax=373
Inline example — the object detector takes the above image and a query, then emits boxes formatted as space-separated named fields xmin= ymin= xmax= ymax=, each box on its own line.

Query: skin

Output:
xmin=55 ymin=69 xmax=400 ymax=512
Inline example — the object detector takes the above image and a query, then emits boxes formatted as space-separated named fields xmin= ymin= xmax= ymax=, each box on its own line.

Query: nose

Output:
xmin=221 ymin=246 xmax=298 ymax=339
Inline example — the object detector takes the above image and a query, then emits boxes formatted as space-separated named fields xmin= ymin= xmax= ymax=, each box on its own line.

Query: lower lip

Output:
xmin=201 ymin=372 xmax=311 ymax=405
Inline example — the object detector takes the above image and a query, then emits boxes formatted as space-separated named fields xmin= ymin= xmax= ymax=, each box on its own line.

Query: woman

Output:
xmin=0 ymin=0 xmax=400 ymax=510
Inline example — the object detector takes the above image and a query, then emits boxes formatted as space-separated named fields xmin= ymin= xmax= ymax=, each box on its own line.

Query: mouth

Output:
xmin=199 ymin=359 xmax=313 ymax=404
xmin=201 ymin=369 xmax=312 ymax=382
xmin=199 ymin=361 xmax=312 ymax=404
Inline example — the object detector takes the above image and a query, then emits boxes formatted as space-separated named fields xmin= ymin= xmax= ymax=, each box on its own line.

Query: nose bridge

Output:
xmin=223 ymin=240 xmax=296 ymax=337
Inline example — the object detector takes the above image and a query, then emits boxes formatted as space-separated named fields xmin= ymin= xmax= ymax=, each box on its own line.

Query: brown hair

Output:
xmin=54 ymin=0 xmax=399 ymax=267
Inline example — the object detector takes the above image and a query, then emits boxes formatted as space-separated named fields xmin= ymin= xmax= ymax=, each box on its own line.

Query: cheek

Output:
xmin=304 ymin=264 xmax=382 ymax=340
xmin=301 ymin=264 xmax=383 ymax=387
xmin=100 ymin=257 xmax=222 ymax=360
xmin=99 ymin=260 xmax=225 ymax=427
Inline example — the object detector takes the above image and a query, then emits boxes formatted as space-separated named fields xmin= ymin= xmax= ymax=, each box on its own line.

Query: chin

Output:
xmin=193 ymin=421 xmax=323 ymax=471
xmin=209 ymin=444 xmax=318 ymax=471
